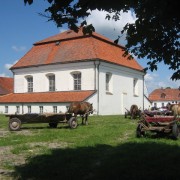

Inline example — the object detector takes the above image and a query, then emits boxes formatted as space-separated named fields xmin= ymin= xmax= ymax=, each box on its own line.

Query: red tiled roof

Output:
xmin=0 ymin=77 xmax=13 ymax=95
xmin=11 ymin=29 xmax=143 ymax=72
xmin=34 ymin=29 xmax=113 ymax=45
xmin=0 ymin=90 xmax=95 ymax=103
xmin=148 ymin=88 xmax=180 ymax=102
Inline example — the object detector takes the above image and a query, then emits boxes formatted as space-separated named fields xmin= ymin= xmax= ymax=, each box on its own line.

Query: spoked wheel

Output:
xmin=172 ymin=123 xmax=180 ymax=139
xmin=68 ymin=117 xmax=78 ymax=129
xmin=136 ymin=124 xmax=145 ymax=138
xmin=9 ymin=118 xmax=21 ymax=131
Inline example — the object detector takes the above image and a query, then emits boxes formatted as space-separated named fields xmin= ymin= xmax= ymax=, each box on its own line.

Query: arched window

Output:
xmin=25 ymin=75 xmax=33 ymax=92
xmin=46 ymin=73 xmax=55 ymax=91
xmin=106 ymin=72 xmax=112 ymax=92
xmin=71 ymin=71 xmax=81 ymax=90
xmin=133 ymin=78 xmax=138 ymax=96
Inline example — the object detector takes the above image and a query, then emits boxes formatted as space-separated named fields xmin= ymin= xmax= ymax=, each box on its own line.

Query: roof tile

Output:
xmin=148 ymin=88 xmax=180 ymax=101
xmin=0 ymin=77 xmax=13 ymax=95
xmin=0 ymin=90 xmax=95 ymax=103
xmin=11 ymin=29 xmax=143 ymax=71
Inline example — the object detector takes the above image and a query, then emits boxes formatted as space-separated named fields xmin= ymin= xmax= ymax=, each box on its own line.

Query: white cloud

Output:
xmin=59 ymin=28 xmax=67 ymax=33
xmin=86 ymin=10 xmax=136 ymax=45
xmin=158 ymin=81 xmax=167 ymax=88
xmin=0 ymin=73 xmax=7 ymax=77
xmin=144 ymin=72 xmax=180 ymax=93
xmin=144 ymin=73 xmax=153 ymax=81
xmin=5 ymin=64 xmax=13 ymax=70
xmin=12 ymin=45 xmax=26 ymax=52
xmin=4 ymin=60 xmax=18 ymax=70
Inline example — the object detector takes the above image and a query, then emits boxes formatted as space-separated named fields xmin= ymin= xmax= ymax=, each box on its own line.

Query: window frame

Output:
xmin=133 ymin=78 xmax=139 ymax=96
xmin=161 ymin=93 xmax=166 ymax=99
xmin=53 ymin=106 xmax=57 ymax=113
xmin=16 ymin=106 xmax=20 ymax=114
xmin=5 ymin=106 xmax=8 ymax=113
xmin=26 ymin=76 xmax=33 ymax=92
xmin=48 ymin=74 xmax=56 ymax=92
xmin=39 ymin=106 xmax=43 ymax=114
xmin=28 ymin=106 xmax=31 ymax=113
xmin=71 ymin=71 xmax=81 ymax=90
xmin=105 ymin=72 xmax=113 ymax=94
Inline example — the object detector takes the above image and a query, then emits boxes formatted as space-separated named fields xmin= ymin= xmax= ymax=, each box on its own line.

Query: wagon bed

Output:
xmin=6 ymin=113 xmax=78 ymax=131
xmin=136 ymin=114 xmax=180 ymax=139
xmin=145 ymin=115 xmax=178 ymax=122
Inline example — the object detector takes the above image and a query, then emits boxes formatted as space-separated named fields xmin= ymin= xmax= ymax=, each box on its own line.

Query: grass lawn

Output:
xmin=1 ymin=114 xmax=180 ymax=180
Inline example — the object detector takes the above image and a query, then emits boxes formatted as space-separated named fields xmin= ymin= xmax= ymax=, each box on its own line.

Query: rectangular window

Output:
xmin=27 ymin=77 xmax=33 ymax=92
xmin=49 ymin=75 xmax=55 ymax=91
xmin=28 ymin=106 xmax=31 ymax=113
xmin=39 ymin=106 xmax=43 ymax=114
xmin=133 ymin=78 xmax=139 ymax=96
xmin=53 ymin=106 xmax=57 ymax=113
xmin=16 ymin=106 xmax=20 ymax=114
xmin=73 ymin=73 xmax=81 ymax=90
xmin=106 ymin=73 xmax=112 ymax=93
xmin=106 ymin=73 xmax=110 ymax=91
xmin=5 ymin=106 xmax=8 ymax=113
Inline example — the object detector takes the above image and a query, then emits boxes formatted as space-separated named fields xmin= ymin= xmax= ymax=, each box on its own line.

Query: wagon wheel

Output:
xmin=172 ymin=123 xmax=180 ymax=139
xmin=68 ymin=117 xmax=78 ymax=129
xmin=9 ymin=118 xmax=21 ymax=131
xmin=49 ymin=122 xmax=58 ymax=128
xmin=136 ymin=124 xmax=145 ymax=138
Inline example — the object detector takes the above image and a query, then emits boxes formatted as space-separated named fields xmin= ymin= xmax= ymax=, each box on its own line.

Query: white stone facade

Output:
xmin=0 ymin=60 xmax=149 ymax=115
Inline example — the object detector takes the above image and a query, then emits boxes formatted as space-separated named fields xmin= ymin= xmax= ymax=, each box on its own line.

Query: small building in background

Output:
xmin=148 ymin=87 xmax=180 ymax=108
xmin=0 ymin=77 xmax=13 ymax=96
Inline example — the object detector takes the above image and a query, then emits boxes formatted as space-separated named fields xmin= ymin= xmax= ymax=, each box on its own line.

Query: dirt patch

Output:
xmin=0 ymin=131 xmax=9 ymax=137
xmin=10 ymin=129 xmax=37 ymax=136
xmin=0 ymin=141 xmax=70 ymax=179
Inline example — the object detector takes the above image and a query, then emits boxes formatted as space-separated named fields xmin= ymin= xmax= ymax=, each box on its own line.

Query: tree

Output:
xmin=24 ymin=0 xmax=180 ymax=80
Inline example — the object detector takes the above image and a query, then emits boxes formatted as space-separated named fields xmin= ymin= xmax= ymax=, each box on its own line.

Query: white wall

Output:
xmin=151 ymin=101 xmax=180 ymax=108
xmin=2 ymin=61 xmax=146 ymax=115
xmin=97 ymin=62 xmax=145 ymax=115
xmin=0 ymin=103 xmax=71 ymax=114
xmin=13 ymin=62 xmax=95 ymax=93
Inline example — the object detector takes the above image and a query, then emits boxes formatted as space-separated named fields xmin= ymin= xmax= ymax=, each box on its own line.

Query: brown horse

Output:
xmin=130 ymin=104 xmax=141 ymax=119
xmin=167 ymin=103 xmax=180 ymax=116
xmin=68 ymin=101 xmax=93 ymax=125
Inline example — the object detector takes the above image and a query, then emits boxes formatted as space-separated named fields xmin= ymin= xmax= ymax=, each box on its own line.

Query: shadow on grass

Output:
xmin=13 ymin=142 xmax=180 ymax=180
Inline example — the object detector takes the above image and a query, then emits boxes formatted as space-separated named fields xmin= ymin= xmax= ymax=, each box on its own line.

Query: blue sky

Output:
xmin=0 ymin=1 xmax=179 ymax=94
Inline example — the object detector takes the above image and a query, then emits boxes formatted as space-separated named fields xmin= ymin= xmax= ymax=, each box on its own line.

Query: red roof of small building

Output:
xmin=148 ymin=88 xmax=180 ymax=102
xmin=11 ymin=29 xmax=143 ymax=72
xmin=0 ymin=90 xmax=95 ymax=103
xmin=0 ymin=77 xmax=13 ymax=95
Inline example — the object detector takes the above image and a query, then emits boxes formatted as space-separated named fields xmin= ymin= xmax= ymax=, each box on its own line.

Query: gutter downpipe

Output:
xmin=22 ymin=103 xmax=24 ymax=114
xmin=143 ymin=74 xmax=145 ymax=111
xmin=94 ymin=60 xmax=100 ymax=115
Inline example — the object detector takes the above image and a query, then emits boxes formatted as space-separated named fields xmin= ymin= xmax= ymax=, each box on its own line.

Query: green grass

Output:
xmin=1 ymin=114 xmax=180 ymax=179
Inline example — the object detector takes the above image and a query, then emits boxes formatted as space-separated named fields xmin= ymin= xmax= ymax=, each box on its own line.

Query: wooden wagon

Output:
xmin=124 ymin=107 xmax=141 ymax=119
xmin=124 ymin=108 xmax=131 ymax=118
xmin=136 ymin=114 xmax=180 ymax=139
xmin=6 ymin=113 xmax=77 ymax=131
